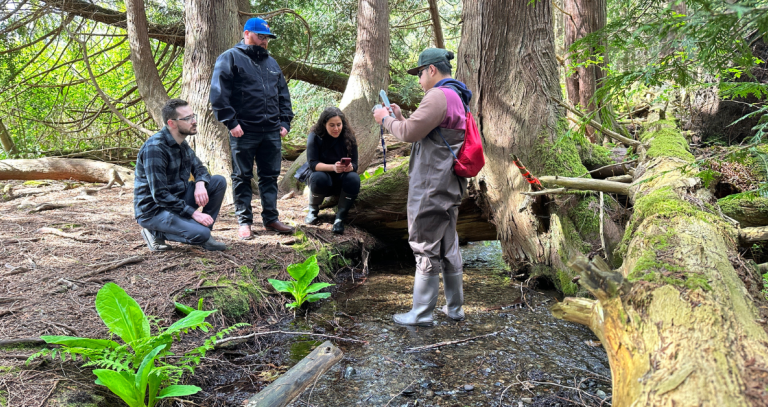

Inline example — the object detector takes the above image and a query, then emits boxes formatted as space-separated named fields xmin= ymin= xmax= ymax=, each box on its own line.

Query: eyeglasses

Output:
xmin=417 ymin=67 xmax=428 ymax=78
xmin=256 ymin=34 xmax=271 ymax=42
xmin=173 ymin=114 xmax=197 ymax=123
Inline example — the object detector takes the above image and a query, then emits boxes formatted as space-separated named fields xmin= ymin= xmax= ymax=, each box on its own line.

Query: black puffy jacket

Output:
xmin=210 ymin=41 xmax=294 ymax=134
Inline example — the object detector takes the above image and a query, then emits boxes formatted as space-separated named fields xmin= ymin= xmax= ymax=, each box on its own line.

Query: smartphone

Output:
xmin=341 ymin=157 xmax=352 ymax=166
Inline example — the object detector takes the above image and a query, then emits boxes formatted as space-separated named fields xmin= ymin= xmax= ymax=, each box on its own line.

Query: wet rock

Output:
xmin=464 ymin=384 xmax=474 ymax=391
xmin=425 ymin=390 xmax=435 ymax=398
xmin=344 ymin=366 xmax=356 ymax=379
xmin=382 ymin=328 xmax=388 ymax=332
xmin=597 ymin=390 xmax=607 ymax=399
xmin=521 ymin=397 xmax=533 ymax=403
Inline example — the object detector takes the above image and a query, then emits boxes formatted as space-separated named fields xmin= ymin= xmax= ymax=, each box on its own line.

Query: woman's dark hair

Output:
xmin=311 ymin=107 xmax=357 ymax=156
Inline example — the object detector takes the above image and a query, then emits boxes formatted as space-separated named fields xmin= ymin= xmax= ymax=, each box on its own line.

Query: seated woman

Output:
xmin=305 ymin=107 xmax=360 ymax=234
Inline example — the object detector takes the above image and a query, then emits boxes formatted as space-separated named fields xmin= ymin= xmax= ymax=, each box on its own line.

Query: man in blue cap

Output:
xmin=210 ymin=17 xmax=295 ymax=240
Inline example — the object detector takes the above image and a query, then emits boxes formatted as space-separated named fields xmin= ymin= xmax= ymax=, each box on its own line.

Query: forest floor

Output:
xmin=0 ymin=177 xmax=612 ymax=407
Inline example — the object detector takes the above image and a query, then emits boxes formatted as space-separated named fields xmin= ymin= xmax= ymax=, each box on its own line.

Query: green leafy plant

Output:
xmin=268 ymin=255 xmax=334 ymax=309
xmin=27 ymin=283 xmax=248 ymax=407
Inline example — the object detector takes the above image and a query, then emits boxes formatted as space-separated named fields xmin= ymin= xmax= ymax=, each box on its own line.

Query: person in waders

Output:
xmin=373 ymin=48 xmax=471 ymax=326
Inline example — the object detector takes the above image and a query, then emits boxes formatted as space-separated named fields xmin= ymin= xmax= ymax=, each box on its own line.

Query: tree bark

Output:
xmin=350 ymin=164 xmax=497 ymax=243
xmin=427 ymin=0 xmax=445 ymax=49
xmin=0 ymin=158 xmax=134 ymax=184
xmin=457 ymin=0 xmax=576 ymax=275
xmin=552 ymin=122 xmax=768 ymax=405
xmin=279 ymin=0 xmax=390 ymax=192
xmin=179 ymin=0 xmax=249 ymax=202
xmin=563 ymin=0 xmax=605 ymax=142
xmin=0 ymin=118 xmax=19 ymax=157
xmin=125 ymin=0 xmax=169 ymax=128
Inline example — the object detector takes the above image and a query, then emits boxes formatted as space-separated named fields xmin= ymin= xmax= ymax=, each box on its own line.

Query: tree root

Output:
xmin=35 ymin=227 xmax=102 ymax=243
xmin=78 ymin=255 xmax=144 ymax=279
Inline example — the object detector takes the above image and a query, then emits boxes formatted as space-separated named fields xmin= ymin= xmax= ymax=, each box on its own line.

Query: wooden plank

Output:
xmin=245 ymin=341 xmax=343 ymax=407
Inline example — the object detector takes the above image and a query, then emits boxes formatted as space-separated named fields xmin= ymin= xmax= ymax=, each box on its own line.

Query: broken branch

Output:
xmin=551 ymin=96 xmax=642 ymax=148
xmin=539 ymin=176 xmax=631 ymax=195
xmin=404 ymin=329 xmax=505 ymax=353
xmin=35 ymin=227 xmax=102 ymax=243
xmin=78 ymin=255 xmax=144 ymax=278
xmin=216 ymin=330 xmax=368 ymax=348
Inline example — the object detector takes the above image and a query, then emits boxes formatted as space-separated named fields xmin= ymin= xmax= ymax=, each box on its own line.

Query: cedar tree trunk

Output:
xmin=180 ymin=0 xmax=249 ymax=200
xmin=457 ymin=0 xmax=579 ymax=277
xmin=564 ymin=0 xmax=605 ymax=142
xmin=125 ymin=0 xmax=169 ymax=128
xmin=552 ymin=121 xmax=768 ymax=405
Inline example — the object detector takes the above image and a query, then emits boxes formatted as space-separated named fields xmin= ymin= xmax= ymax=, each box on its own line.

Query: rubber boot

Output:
xmin=332 ymin=190 xmax=356 ymax=234
xmin=440 ymin=273 xmax=465 ymax=321
xmin=393 ymin=274 xmax=439 ymax=326
xmin=304 ymin=190 xmax=325 ymax=225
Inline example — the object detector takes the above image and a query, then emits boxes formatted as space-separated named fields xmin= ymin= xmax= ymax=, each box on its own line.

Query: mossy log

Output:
xmin=552 ymin=120 xmax=768 ymax=406
xmin=720 ymin=195 xmax=768 ymax=227
xmin=350 ymin=163 xmax=497 ymax=243
xmin=0 ymin=158 xmax=134 ymax=184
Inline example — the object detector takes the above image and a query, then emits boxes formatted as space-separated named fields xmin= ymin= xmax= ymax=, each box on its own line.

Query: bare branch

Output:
xmin=539 ymin=175 xmax=631 ymax=195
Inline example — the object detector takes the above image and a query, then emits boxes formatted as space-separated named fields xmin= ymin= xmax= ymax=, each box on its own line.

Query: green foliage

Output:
xmin=27 ymin=283 xmax=249 ymax=407
xmin=360 ymin=166 xmax=385 ymax=180
xmin=268 ymin=255 xmax=334 ymax=309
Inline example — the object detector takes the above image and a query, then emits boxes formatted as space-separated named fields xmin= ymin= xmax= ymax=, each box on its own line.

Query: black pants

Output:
xmin=230 ymin=131 xmax=282 ymax=226
xmin=137 ymin=175 xmax=227 ymax=245
xmin=308 ymin=171 xmax=360 ymax=197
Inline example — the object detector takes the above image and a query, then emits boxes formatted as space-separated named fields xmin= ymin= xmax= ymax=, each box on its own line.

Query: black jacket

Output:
xmin=306 ymin=132 xmax=359 ymax=173
xmin=210 ymin=41 xmax=294 ymax=134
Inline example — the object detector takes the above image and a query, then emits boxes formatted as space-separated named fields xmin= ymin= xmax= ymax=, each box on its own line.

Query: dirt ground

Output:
xmin=0 ymin=169 xmax=379 ymax=406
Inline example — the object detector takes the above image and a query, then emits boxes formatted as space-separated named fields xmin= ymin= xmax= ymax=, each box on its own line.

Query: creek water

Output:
xmin=273 ymin=241 xmax=613 ymax=407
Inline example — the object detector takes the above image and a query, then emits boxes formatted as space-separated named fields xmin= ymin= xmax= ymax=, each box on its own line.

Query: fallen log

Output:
xmin=552 ymin=120 xmax=768 ymax=405
xmin=720 ymin=195 xmax=768 ymax=227
xmin=0 ymin=158 xmax=134 ymax=184
xmin=351 ymin=164 xmax=497 ymax=243
xmin=741 ymin=226 xmax=768 ymax=244
xmin=244 ymin=341 xmax=342 ymax=407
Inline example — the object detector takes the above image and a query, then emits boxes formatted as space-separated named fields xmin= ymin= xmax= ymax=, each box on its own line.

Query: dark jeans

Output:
xmin=137 ymin=175 xmax=227 ymax=245
xmin=230 ymin=131 xmax=282 ymax=225
xmin=308 ymin=171 xmax=360 ymax=197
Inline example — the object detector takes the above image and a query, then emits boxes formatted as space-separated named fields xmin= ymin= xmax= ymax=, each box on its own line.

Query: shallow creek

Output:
xmin=270 ymin=242 xmax=613 ymax=407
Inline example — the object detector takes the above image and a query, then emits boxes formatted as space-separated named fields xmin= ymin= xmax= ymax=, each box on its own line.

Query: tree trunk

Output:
xmin=553 ymin=122 xmax=768 ymax=405
xmin=350 ymin=164 xmax=497 ymax=243
xmin=0 ymin=118 xmax=19 ymax=157
xmin=457 ymin=0 xmax=581 ymax=278
xmin=280 ymin=0 xmax=390 ymax=192
xmin=563 ymin=0 xmax=604 ymax=142
xmin=0 ymin=158 xmax=134 ymax=184
xmin=427 ymin=0 xmax=445 ymax=49
xmin=720 ymin=195 xmax=768 ymax=227
xmin=125 ymin=0 xmax=169 ymax=129
xmin=180 ymin=0 xmax=249 ymax=202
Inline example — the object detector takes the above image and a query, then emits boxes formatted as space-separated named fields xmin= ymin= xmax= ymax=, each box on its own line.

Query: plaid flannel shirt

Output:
xmin=133 ymin=126 xmax=212 ymax=221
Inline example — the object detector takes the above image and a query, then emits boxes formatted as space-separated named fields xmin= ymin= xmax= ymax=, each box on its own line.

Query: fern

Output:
xmin=178 ymin=323 xmax=250 ymax=375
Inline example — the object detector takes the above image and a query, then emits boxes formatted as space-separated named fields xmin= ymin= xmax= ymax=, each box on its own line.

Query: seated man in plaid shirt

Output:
xmin=133 ymin=98 xmax=227 ymax=251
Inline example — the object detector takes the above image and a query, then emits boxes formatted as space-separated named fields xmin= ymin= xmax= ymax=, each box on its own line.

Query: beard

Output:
xmin=179 ymin=125 xmax=198 ymax=136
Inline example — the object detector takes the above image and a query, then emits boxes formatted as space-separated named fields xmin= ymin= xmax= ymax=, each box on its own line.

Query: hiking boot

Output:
xmin=305 ymin=191 xmax=325 ymax=225
xmin=265 ymin=220 xmax=295 ymax=234
xmin=201 ymin=236 xmax=227 ymax=251
xmin=141 ymin=228 xmax=170 ymax=252
xmin=393 ymin=274 xmax=439 ymax=327
xmin=332 ymin=190 xmax=357 ymax=234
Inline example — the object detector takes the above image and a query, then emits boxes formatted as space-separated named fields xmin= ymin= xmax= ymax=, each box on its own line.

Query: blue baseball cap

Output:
xmin=243 ymin=17 xmax=277 ymax=39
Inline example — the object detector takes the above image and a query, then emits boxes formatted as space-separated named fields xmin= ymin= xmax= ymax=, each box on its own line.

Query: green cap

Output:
xmin=407 ymin=48 xmax=455 ymax=75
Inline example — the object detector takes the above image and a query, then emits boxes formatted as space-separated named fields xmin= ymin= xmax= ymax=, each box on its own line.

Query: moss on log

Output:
xmin=553 ymin=121 xmax=768 ymax=406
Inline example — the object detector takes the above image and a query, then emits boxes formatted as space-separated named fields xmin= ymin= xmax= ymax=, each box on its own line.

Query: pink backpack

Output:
xmin=436 ymin=87 xmax=485 ymax=178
